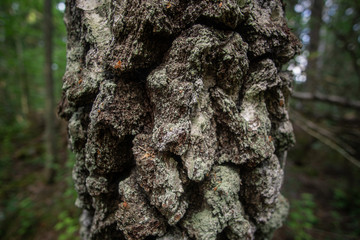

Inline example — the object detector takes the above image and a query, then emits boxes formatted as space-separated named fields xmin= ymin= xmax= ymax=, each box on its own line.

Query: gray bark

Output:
xmin=59 ymin=0 xmax=300 ymax=239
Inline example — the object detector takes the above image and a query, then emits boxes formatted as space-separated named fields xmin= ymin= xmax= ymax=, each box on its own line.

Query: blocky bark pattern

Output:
xmin=59 ymin=0 xmax=300 ymax=239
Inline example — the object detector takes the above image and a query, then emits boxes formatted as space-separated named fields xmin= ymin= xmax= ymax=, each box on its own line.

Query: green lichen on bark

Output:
xmin=59 ymin=0 xmax=301 ymax=239
xmin=182 ymin=166 xmax=254 ymax=240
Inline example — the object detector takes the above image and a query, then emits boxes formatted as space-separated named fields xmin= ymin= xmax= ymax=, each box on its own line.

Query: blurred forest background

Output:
xmin=0 ymin=0 xmax=359 ymax=239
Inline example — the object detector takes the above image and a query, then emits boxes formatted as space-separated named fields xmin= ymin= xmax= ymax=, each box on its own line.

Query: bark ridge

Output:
xmin=59 ymin=0 xmax=301 ymax=239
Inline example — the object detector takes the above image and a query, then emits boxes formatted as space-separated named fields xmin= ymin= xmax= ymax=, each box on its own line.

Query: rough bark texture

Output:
xmin=59 ymin=1 xmax=301 ymax=239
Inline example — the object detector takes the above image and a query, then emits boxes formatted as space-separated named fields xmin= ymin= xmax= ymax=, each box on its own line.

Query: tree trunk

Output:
xmin=44 ymin=0 xmax=57 ymax=183
xmin=306 ymin=0 xmax=324 ymax=94
xmin=59 ymin=0 xmax=300 ymax=239
xmin=15 ymin=37 xmax=31 ymax=118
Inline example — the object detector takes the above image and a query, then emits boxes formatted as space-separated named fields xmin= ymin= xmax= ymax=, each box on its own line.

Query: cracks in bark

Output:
xmin=144 ymin=236 xmax=157 ymax=240
xmin=194 ymin=16 xmax=239 ymax=33
xmin=216 ymin=227 xmax=230 ymax=240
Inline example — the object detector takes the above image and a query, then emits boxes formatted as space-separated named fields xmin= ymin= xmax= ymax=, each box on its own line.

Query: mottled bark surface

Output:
xmin=59 ymin=0 xmax=300 ymax=239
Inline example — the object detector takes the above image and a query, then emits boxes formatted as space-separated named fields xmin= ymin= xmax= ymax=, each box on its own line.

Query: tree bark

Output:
xmin=59 ymin=0 xmax=300 ymax=239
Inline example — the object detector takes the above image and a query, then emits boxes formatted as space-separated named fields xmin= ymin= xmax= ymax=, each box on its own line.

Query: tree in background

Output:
xmin=0 ymin=1 xmax=70 ymax=238
xmin=0 ymin=0 xmax=66 ymax=170
xmin=288 ymin=0 xmax=360 ymax=168
xmin=59 ymin=0 xmax=300 ymax=239
xmin=306 ymin=0 xmax=323 ymax=94
xmin=282 ymin=0 xmax=360 ymax=238
xmin=44 ymin=0 xmax=58 ymax=183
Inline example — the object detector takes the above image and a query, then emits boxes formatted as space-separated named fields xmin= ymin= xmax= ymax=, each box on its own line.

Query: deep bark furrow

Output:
xmin=60 ymin=1 xmax=301 ymax=239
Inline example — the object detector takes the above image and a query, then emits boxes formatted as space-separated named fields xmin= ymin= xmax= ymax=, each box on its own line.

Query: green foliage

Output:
xmin=0 ymin=121 xmax=28 ymax=176
xmin=332 ymin=188 xmax=347 ymax=209
xmin=0 ymin=196 xmax=38 ymax=239
xmin=55 ymin=211 xmax=79 ymax=240
xmin=17 ymin=197 xmax=37 ymax=236
xmin=0 ymin=1 xmax=69 ymax=238
xmin=54 ymin=151 xmax=80 ymax=240
xmin=331 ymin=186 xmax=360 ymax=236
xmin=287 ymin=193 xmax=317 ymax=240
xmin=0 ymin=150 xmax=81 ymax=239
xmin=0 ymin=0 xmax=67 ymax=175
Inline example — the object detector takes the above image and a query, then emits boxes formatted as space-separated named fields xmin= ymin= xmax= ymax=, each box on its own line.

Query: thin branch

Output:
xmin=293 ymin=111 xmax=352 ymax=150
xmin=292 ymin=111 xmax=360 ymax=169
xmin=306 ymin=227 xmax=359 ymax=240
xmin=292 ymin=91 xmax=360 ymax=111
xmin=296 ymin=113 xmax=356 ymax=155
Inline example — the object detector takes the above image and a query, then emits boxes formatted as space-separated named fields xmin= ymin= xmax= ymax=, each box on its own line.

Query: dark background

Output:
xmin=0 ymin=0 xmax=359 ymax=239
